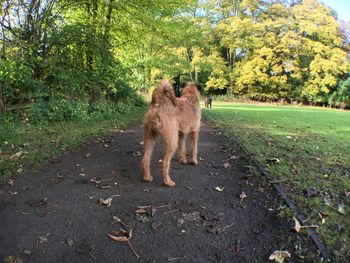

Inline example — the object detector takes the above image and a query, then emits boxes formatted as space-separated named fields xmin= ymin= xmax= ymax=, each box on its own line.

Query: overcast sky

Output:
xmin=320 ymin=0 xmax=350 ymax=21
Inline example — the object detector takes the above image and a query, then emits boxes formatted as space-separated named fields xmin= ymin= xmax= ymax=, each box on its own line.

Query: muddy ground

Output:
xmin=0 ymin=120 xmax=315 ymax=262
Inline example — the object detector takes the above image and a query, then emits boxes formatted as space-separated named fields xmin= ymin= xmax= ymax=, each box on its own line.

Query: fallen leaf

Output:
xmin=66 ymin=237 xmax=74 ymax=246
xmin=10 ymin=151 xmax=25 ymax=160
xmin=177 ymin=218 xmax=185 ymax=225
xmin=23 ymin=250 xmax=31 ymax=256
xmin=232 ymin=240 xmax=241 ymax=253
xmin=4 ymin=256 xmax=22 ymax=263
xmin=112 ymin=216 xmax=122 ymax=223
xmin=7 ymin=179 xmax=14 ymax=186
xmin=108 ymin=229 xmax=139 ymax=258
xmin=9 ymin=191 xmax=18 ymax=196
xmin=143 ymin=188 xmax=150 ymax=192
xmin=337 ymin=204 xmax=346 ymax=215
xmin=230 ymin=155 xmax=240 ymax=160
xmin=239 ymin=191 xmax=247 ymax=204
xmin=90 ymin=178 xmax=102 ymax=184
xmin=28 ymin=197 xmax=48 ymax=207
xmin=269 ymin=250 xmax=291 ymax=263
xmin=293 ymin=216 xmax=319 ymax=232
xmin=100 ymin=197 xmax=112 ymax=207
xmin=267 ymin=158 xmax=280 ymax=164
xmin=223 ymin=162 xmax=231 ymax=168
xmin=151 ymin=222 xmax=162 ymax=229
xmin=38 ymin=235 xmax=48 ymax=244
xmin=214 ymin=186 xmax=224 ymax=192
xmin=95 ymin=182 xmax=112 ymax=189
xmin=99 ymin=195 xmax=119 ymax=207
xmin=293 ymin=217 xmax=302 ymax=232
xmin=130 ymin=151 xmax=141 ymax=157
xmin=108 ymin=233 xmax=128 ymax=242
xmin=85 ymin=153 xmax=92 ymax=158
xmin=139 ymin=141 xmax=144 ymax=145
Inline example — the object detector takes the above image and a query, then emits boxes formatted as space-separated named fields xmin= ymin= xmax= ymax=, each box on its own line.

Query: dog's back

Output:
xmin=176 ymin=83 xmax=201 ymax=133
xmin=150 ymin=80 xmax=177 ymax=107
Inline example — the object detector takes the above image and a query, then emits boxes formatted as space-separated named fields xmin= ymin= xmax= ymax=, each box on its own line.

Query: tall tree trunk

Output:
xmin=0 ymin=90 xmax=5 ymax=114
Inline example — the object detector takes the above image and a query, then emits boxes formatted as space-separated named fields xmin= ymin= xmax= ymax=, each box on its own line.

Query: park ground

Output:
xmin=1 ymin=101 xmax=349 ymax=262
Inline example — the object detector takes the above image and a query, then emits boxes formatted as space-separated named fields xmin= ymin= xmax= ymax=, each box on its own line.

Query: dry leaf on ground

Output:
xmin=293 ymin=216 xmax=319 ymax=232
xmin=7 ymin=179 xmax=14 ymax=186
xmin=223 ymin=162 xmax=231 ymax=168
xmin=239 ymin=191 xmax=247 ymax=204
xmin=214 ymin=186 xmax=224 ymax=192
xmin=108 ymin=229 xmax=139 ymax=258
xmin=4 ymin=256 xmax=22 ymax=263
xmin=99 ymin=195 xmax=119 ymax=207
xmin=269 ymin=250 xmax=291 ymax=263
xmin=293 ymin=217 xmax=302 ymax=232
xmin=337 ymin=204 xmax=346 ymax=215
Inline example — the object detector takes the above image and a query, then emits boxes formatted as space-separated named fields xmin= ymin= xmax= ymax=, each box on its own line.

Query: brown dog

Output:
xmin=141 ymin=80 xmax=201 ymax=187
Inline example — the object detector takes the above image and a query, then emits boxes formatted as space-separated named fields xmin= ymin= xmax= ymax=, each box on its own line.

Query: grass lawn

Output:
xmin=203 ymin=102 xmax=350 ymax=261
xmin=0 ymin=106 xmax=146 ymax=180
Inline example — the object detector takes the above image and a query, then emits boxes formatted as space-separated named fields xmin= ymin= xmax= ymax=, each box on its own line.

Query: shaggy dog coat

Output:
xmin=142 ymin=80 xmax=201 ymax=187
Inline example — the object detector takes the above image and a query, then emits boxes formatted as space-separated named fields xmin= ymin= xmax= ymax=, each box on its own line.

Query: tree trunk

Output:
xmin=0 ymin=91 xmax=5 ymax=114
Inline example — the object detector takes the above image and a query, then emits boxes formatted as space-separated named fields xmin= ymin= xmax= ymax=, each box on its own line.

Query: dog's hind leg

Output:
xmin=178 ymin=131 xmax=187 ymax=164
xmin=189 ymin=131 xmax=199 ymax=165
xmin=162 ymin=128 xmax=178 ymax=187
xmin=142 ymin=127 xmax=156 ymax=182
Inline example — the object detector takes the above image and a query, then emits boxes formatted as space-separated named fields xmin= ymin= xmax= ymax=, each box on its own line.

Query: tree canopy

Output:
xmin=1 ymin=0 xmax=349 ymax=112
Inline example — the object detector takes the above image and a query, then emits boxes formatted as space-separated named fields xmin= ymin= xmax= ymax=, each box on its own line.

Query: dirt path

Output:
xmin=0 ymin=120 xmax=309 ymax=262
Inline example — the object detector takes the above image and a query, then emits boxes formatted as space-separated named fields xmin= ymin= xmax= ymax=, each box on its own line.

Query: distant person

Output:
xmin=205 ymin=96 xmax=212 ymax=109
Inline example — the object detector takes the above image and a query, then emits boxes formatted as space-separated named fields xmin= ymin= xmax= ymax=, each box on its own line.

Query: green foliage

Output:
xmin=186 ymin=0 xmax=349 ymax=106
xmin=328 ymin=77 xmax=350 ymax=108
xmin=1 ymin=0 xmax=350 ymax=117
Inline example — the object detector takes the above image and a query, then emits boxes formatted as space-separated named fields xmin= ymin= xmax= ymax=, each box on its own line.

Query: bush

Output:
xmin=328 ymin=78 xmax=350 ymax=109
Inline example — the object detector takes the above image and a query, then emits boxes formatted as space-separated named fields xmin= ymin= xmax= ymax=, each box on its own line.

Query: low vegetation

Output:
xmin=203 ymin=101 xmax=350 ymax=261
xmin=0 ymin=102 xmax=146 ymax=179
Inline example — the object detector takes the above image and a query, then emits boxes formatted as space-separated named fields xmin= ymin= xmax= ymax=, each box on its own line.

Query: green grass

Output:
xmin=0 ymin=106 xmax=146 ymax=180
xmin=203 ymin=102 xmax=350 ymax=261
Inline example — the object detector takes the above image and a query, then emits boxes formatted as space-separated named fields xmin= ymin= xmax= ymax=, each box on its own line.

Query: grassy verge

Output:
xmin=203 ymin=102 xmax=350 ymax=261
xmin=0 ymin=106 xmax=146 ymax=180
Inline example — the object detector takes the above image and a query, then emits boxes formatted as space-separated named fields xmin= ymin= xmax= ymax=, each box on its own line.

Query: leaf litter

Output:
xmin=108 ymin=229 xmax=139 ymax=258
xmin=99 ymin=195 xmax=119 ymax=207
xmin=269 ymin=250 xmax=291 ymax=263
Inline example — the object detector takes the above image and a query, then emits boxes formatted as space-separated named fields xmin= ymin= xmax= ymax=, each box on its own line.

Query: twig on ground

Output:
xmin=163 ymin=209 xmax=179 ymax=215
xmin=168 ymin=256 xmax=186 ymax=261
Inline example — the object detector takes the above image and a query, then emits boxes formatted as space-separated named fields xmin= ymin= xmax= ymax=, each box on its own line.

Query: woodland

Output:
xmin=0 ymin=0 xmax=350 ymax=122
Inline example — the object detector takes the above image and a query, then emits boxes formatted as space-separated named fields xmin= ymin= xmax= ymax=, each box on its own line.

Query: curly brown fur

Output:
xmin=142 ymin=80 xmax=201 ymax=187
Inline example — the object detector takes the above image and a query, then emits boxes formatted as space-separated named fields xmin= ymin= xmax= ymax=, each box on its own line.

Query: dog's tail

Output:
xmin=151 ymin=80 xmax=177 ymax=106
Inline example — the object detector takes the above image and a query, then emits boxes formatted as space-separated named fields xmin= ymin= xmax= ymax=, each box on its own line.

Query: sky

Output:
xmin=320 ymin=0 xmax=350 ymax=21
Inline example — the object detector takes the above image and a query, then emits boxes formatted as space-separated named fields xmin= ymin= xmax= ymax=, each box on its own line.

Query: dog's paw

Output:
xmin=189 ymin=159 xmax=198 ymax=165
xmin=179 ymin=159 xmax=187 ymax=165
xmin=164 ymin=179 xmax=176 ymax=187
xmin=143 ymin=176 xmax=154 ymax=182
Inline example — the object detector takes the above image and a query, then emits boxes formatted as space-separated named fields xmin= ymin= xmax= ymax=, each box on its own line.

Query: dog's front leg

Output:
xmin=189 ymin=131 xmax=199 ymax=165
